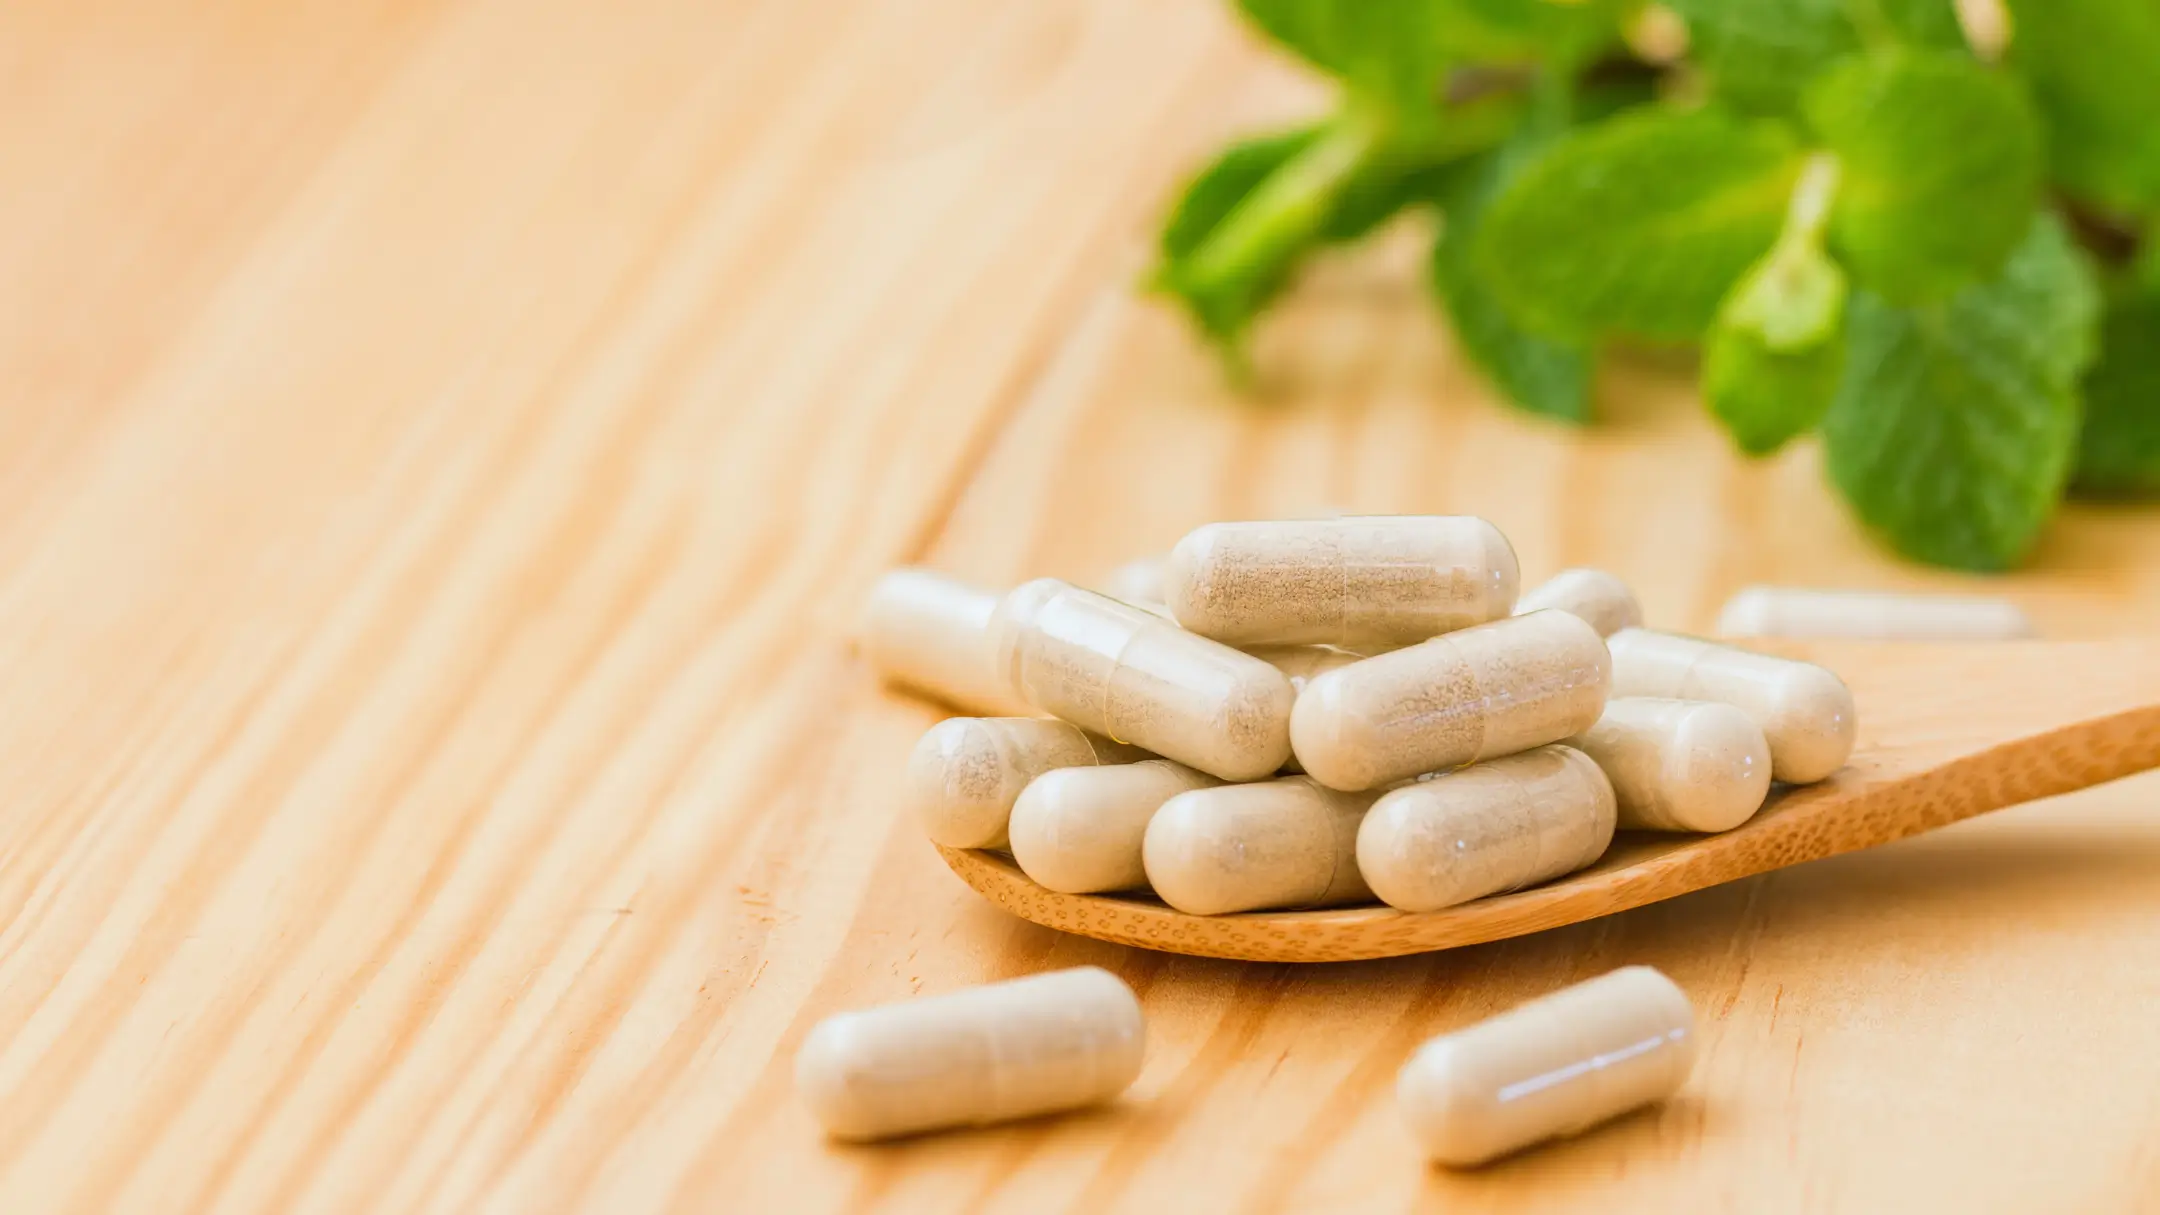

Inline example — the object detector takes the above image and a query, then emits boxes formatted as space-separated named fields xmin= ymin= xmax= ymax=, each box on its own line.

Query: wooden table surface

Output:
xmin=6 ymin=1 xmax=2159 ymax=1210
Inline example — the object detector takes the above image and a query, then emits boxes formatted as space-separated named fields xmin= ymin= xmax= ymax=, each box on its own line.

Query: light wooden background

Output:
xmin=4 ymin=1 xmax=2157 ymax=1211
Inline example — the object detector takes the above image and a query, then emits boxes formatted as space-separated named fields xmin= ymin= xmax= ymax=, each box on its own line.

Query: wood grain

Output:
xmin=2 ymin=2 xmax=2157 ymax=1211
xmin=942 ymin=640 xmax=2160 ymax=960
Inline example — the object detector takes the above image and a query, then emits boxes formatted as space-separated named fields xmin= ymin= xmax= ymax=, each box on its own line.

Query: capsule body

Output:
xmin=1008 ymin=759 xmax=1220 ymax=893
xmin=862 ymin=569 xmax=1033 ymax=715
xmin=1398 ymin=966 xmax=1697 ymax=1166
xmin=991 ymin=579 xmax=1295 ymax=781
xmin=1715 ymin=586 xmax=2034 ymax=641
xmin=1570 ymin=697 xmax=1772 ymax=832
xmin=1290 ymin=611 xmax=1611 ymax=792
xmin=796 ymin=967 xmax=1146 ymax=1141
xmin=1356 ymin=745 xmax=1616 ymax=912
xmin=910 ymin=717 xmax=1148 ymax=849
xmin=1514 ymin=567 xmax=1643 ymax=637
xmin=1143 ymin=777 xmax=1375 ymax=914
xmin=1607 ymin=629 xmax=1856 ymax=783
xmin=1163 ymin=516 xmax=1520 ymax=648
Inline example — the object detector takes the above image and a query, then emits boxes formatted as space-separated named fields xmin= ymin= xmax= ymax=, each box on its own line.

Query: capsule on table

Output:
xmin=1142 ymin=777 xmax=1375 ymax=915
xmin=990 ymin=579 xmax=1295 ymax=781
xmin=1163 ymin=516 xmax=1520 ymax=648
xmin=795 ymin=966 xmax=1146 ymax=1141
xmin=1398 ymin=965 xmax=1697 ymax=1167
xmin=1715 ymin=585 xmax=2035 ymax=641
xmin=861 ymin=568 xmax=1033 ymax=716
xmin=1570 ymin=697 xmax=1772 ymax=833
xmin=1356 ymin=745 xmax=1616 ymax=912
xmin=1514 ymin=567 xmax=1643 ymax=637
xmin=910 ymin=717 xmax=1149 ymax=850
xmin=1100 ymin=555 xmax=1169 ymax=606
xmin=1607 ymin=629 xmax=1856 ymax=784
xmin=1290 ymin=610 xmax=1611 ymax=792
xmin=1008 ymin=759 xmax=1220 ymax=894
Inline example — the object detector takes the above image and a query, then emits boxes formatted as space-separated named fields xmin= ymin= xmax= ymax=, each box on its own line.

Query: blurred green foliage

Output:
xmin=1150 ymin=0 xmax=2160 ymax=571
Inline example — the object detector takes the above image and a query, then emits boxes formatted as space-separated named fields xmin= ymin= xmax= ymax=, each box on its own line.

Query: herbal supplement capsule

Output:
xmin=1008 ymin=759 xmax=1220 ymax=894
xmin=1398 ymin=965 xmax=1697 ymax=1167
xmin=795 ymin=966 xmax=1145 ymax=1142
xmin=1290 ymin=610 xmax=1611 ymax=792
xmin=1100 ymin=556 xmax=1169 ymax=606
xmin=1607 ymin=629 xmax=1856 ymax=784
xmin=1142 ymin=777 xmax=1375 ymax=914
xmin=910 ymin=717 xmax=1148 ymax=850
xmin=861 ymin=568 xmax=1032 ymax=716
xmin=1163 ymin=516 xmax=1520 ymax=648
xmin=1570 ymin=698 xmax=1772 ymax=832
xmin=1513 ymin=567 xmax=1643 ymax=637
xmin=1356 ymin=745 xmax=1616 ymax=912
xmin=990 ymin=578 xmax=1295 ymax=781
xmin=1715 ymin=585 xmax=2035 ymax=641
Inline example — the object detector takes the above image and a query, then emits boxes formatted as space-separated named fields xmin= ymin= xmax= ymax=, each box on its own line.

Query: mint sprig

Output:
xmin=1149 ymin=0 xmax=2159 ymax=570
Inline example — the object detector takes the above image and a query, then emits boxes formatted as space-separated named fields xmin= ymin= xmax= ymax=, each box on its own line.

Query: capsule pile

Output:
xmin=867 ymin=514 xmax=1861 ymax=917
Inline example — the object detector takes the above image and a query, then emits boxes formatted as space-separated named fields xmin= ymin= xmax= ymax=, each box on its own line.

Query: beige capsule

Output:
xmin=795 ymin=966 xmax=1146 ymax=1142
xmin=990 ymin=579 xmax=1295 ymax=781
xmin=1513 ymin=567 xmax=1643 ymax=637
xmin=1356 ymin=744 xmax=1616 ymax=913
xmin=1008 ymin=759 xmax=1221 ymax=894
xmin=1570 ymin=697 xmax=1772 ymax=833
xmin=910 ymin=717 xmax=1149 ymax=850
xmin=1715 ymin=585 xmax=2035 ymax=641
xmin=1398 ymin=965 xmax=1697 ymax=1167
xmin=1142 ymin=777 xmax=1375 ymax=915
xmin=1163 ymin=516 xmax=1519 ymax=648
xmin=861 ymin=568 xmax=1033 ymax=716
xmin=1290 ymin=610 xmax=1611 ymax=792
xmin=1607 ymin=629 xmax=1856 ymax=784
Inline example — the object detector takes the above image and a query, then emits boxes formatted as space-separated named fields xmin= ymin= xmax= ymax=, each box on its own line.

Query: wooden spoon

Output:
xmin=938 ymin=639 xmax=2160 ymax=962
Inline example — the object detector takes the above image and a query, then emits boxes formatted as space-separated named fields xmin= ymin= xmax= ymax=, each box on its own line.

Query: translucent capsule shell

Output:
xmin=1715 ymin=585 xmax=2035 ymax=641
xmin=1356 ymin=744 xmax=1616 ymax=913
xmin=1142 ymin=777 xmax=1375 ymax=915
xmin=861 ymin=568 xmax=1033 ymax=716
xmin=1163 ymin=516 xmax=1520 ymax=648
xmin=1607 ymin=629 xmax=1856 ymax=783
xmin=1290 ymin=610 xmax=1612 ymax=792
xmin=1570 ymin=697 xmax=1772 ymax=832
xmin=991 ymin=579 xmax=1295 ymax=781
xmin=1513 ymin=567 xmax=1644 ymax=637
xmin=909 ymin=717 xmax=1148 ymax=850
xmin=1008 ymin=759 xmax=1220 ymax=894
xmin=795 ymin=967 xmax=1146 ymax=1142
xmin=1398 ymin=966 xmax=1697 ymax=1166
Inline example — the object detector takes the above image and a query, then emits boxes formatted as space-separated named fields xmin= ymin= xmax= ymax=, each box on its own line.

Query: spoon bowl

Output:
xmin=938 ymin=640 xmax=2160 ymax=962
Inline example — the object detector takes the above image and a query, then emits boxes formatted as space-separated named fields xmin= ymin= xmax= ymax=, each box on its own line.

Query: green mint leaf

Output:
xmin=1662 ymin=0 xmax=1965 ymax=114
xmin=1153 ymin=125 xmax=1335 ymax=351
xmin=1154 ymin=108 xmax=1513 ymax=358
xmin=1705 ymin=218 xmax=1849 ymax=454
xmin=1805 ymin=49 xmax=2042 ymax=303
xmin=2072 ymin=290 xmax=2160 ymax=497
xmin=1821 ymin=215 xmax=2100 ymax=569
xmin=1159 ymin=127 xmax=1322 ymax=263
xmin=1431 ymin=148 xmax=1594 ymax=422
xmin=1237 ymin=0 xmax=1450 ymax=113
xmin=1433 ymin=0 xmax=1623 ymax=67
xmin=1707 ymin=324 xmax=1847 ymax=455
xmin=1475 ymin=105 xmax=1806 ymax=342
xmin=2001 ymin=0 xmax=2160 ymax=214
